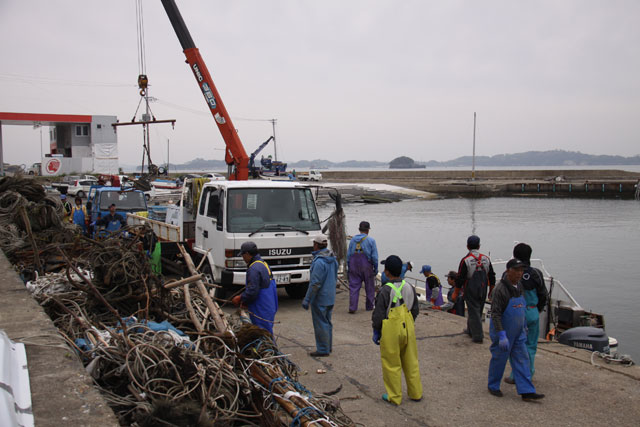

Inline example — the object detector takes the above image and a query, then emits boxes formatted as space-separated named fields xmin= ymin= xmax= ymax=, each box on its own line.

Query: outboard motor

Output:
xmin=558 ymin=326 xmax=610 ymax=353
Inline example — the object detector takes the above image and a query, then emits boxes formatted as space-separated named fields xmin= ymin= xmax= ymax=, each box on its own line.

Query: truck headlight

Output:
xmin=302 ymin=256 xmax=313 ymax=266
xmin=225 ymin=259 xmax=246 ymax=269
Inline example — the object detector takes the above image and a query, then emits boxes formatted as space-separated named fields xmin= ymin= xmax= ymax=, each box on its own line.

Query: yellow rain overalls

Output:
xmin=380 ymin=280 xmax=422 ymax=405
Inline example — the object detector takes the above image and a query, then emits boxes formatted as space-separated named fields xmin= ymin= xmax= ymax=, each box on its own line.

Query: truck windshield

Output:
xmin=98 ymin=191 xmax=147 ymax=211
xmin=227 ymin=187 xmax=320 ymax=233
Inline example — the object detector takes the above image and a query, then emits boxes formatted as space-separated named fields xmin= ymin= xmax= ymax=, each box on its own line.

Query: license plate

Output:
xmin=274 ymin=273 xmax=290 ymax=285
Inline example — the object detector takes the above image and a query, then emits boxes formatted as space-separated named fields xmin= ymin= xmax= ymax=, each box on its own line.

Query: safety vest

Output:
xmin=62 ymin=201 xmax=72 ymax=217
xmin=354 ymin=235 xmax=368 ymax=253
xmin=384 ymin=280 xmax=408 ymax=316
xmin=250 ymin=259 xmax=273 ymax=278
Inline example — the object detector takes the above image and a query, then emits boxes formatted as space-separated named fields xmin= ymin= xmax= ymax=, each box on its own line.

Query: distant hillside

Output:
xmin=132 ymin=150 xmax=640 ymax=171
xmin=422 ymin=150 xmax=640 ymax=167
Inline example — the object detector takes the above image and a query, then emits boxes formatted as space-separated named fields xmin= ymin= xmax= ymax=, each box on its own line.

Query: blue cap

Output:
xmin=467 ymin=235 xmax=480 ymax=247
xmin=421 ymin=265 xmax=431 ymax=274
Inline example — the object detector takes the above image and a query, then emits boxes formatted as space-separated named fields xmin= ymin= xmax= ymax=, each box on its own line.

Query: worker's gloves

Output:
xmin=301 ymin=300 xmax=309 ymax=310
xmin=372 ymin=329 xmax=381 ymax=345
xmin=498 ymin=330 xmax=510 ymax=352
xmin=231 ymin=295 xmax=243 ymax=307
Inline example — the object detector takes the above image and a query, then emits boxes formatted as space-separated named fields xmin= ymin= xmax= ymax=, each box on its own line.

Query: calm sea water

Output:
xmin=319 ymin=197 xmax=640 ymax=361
xmin=142 ymin=164 xmax=640 ymax=174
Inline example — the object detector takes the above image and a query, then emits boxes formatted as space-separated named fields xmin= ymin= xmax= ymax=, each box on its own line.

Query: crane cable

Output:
xmin=136 ymin=0 xmax=148 ymax=96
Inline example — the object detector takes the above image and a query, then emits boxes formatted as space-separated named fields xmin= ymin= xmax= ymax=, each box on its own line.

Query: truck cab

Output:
xmin=192 ymin=180 xmax=322 ymax=298
xmin=88 ymin=186 xmax=148 ymax=235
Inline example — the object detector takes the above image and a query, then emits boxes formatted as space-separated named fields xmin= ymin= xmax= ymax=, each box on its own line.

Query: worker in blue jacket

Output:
xmin=232 ymin=241 xmax=278 ymax=335
xmin=302 ymin=234 xmax=338 ymax=357
xmin=95 ymin=203 xmax=126 ymax=235
xmin=488 ymin=258 xmax=544 ymax=401
xmin=346 ymin=221 xmax=379 ymax=313
xmin=504 ymin=243 xmax=548 ymax=384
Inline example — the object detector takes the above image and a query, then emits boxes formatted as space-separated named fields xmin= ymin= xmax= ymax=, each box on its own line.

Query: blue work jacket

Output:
xmin=305 ymin=248 xmax=338 ymax=306
xmin=242 ymin=254 xmax=271 ymax=304
xmin=346 ymin=233 xmax=379 ymax=273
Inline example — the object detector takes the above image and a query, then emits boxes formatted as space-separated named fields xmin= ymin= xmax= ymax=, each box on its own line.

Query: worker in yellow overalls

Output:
xmin=372 ymin=255 xmax=422 ymax=405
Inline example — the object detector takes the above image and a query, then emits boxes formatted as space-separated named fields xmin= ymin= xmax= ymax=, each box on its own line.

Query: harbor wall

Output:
xmin=0 ymin=252 xmax=118 ymax=426
xmin=321 ymin=169 xmax=640 ymax=198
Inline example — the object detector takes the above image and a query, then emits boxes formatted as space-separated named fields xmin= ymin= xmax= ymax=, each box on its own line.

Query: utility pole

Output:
xmin=270 ymin=119 xmax=278 ymax=161
xmin=472 ymin=112 xmax=476 ymax=181
xmin=0 ymin=123 xmax=4 ymax=176
xmin=39 ymin=123 xmax=43 ymax=164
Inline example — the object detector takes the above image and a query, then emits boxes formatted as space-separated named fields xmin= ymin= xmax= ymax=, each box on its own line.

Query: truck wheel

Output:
xmin=76 ymin=190 xmax=85 ymax=198
xmin=203 ymin=263 xmax=226 ymax=301
xmin=285 ymin=282 xmax=309 ymax=299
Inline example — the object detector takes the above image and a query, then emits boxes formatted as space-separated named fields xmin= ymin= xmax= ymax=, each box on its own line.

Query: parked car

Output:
xmin=67 ymin=179 xmax=97 ymax=198
xmin=27 ymin=163 xmax=41 ymax=176
xmin=202 ymin=172 xmax=226 ymax=181
xmin=42 ymin=184 xmax=60 ymax=197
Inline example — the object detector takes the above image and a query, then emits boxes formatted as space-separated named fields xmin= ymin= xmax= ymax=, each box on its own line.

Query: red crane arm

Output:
xmin=161 ymin=0 xmax=249 ymax=180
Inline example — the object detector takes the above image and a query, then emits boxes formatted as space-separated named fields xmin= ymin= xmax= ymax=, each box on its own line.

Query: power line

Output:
xmin=0 ymin=73 xmax=134 ymax=88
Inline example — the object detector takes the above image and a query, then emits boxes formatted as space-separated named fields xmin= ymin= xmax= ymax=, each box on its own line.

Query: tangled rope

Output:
xmin=6 ymin=179 xmax=355 ymax=426
xmin=591 ymin=351 xmax=635 ymax=367
xmin=0 ymin=178 xmax=77 ymax=259
xmin=21 ymin=249 xmax=355 ymax=426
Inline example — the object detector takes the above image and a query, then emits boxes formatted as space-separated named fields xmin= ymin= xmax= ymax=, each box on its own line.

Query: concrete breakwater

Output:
xmin=320 ymin=169 xmax=640 ymax=198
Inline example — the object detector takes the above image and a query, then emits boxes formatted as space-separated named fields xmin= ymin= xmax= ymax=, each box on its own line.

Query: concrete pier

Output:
xmin=0 ymin=252 xmax=118 ymax=426
xmin=3 ymin=248 xmax=639 ymax=426
xmin=274 ymin=282 xmax=640 ymax=426
xmin=320 ymin=169 xmax=640 ymax=199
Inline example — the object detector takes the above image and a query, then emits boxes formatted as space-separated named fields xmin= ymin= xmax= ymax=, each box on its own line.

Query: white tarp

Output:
xmin=0 ymin=329 xmax=34 ymax=427
xmin=93 ymin=141 xmax=119 ymax=175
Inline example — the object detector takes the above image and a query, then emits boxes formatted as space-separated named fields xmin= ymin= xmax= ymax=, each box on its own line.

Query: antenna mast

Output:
xmin=472 ymin=112 xmax=476 ymax=181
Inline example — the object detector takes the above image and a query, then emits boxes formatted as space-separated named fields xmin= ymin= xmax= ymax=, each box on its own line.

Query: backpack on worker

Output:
xmin=464 ymin=253 xmax=488 ymax=302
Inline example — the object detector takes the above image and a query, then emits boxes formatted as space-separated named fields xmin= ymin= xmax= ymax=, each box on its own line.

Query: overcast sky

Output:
xmin=1 ymin=0 xmax=639 ymax=167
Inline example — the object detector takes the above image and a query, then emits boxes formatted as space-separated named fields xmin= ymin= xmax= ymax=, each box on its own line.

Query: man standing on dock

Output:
xmin=454 ymin=235 xmax=496 ymax=343
xmin=372 ymin=255 xmax=422 ymax=405
xmin=346 ymin=221 xmax=379 ymax=313
xmin=488 ymin=258 xmax=544 ymax=401
xmin=302 ymin=234 xmax=338 ymax=357
xmin=504 ymin=243 xmax=548 ymax=384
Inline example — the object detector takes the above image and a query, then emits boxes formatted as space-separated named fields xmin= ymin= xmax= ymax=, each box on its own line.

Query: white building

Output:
xmin=0 ymin=112 xmax=119 ymax=176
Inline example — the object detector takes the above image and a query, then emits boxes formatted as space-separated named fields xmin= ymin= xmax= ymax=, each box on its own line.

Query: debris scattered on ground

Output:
xmin=1 ymin=182 xmax=355 ymax=426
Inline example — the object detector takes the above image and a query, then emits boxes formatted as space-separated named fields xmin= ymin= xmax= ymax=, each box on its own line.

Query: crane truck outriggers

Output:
xmin=154 ymin=1 xmax=324 ymax=298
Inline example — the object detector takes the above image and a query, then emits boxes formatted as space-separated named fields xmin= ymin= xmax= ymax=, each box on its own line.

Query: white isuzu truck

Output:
xmin=127 ymin=1 xmax=325 ymax=298
xmin=132 ymin=178 xmax=323 ymax=299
